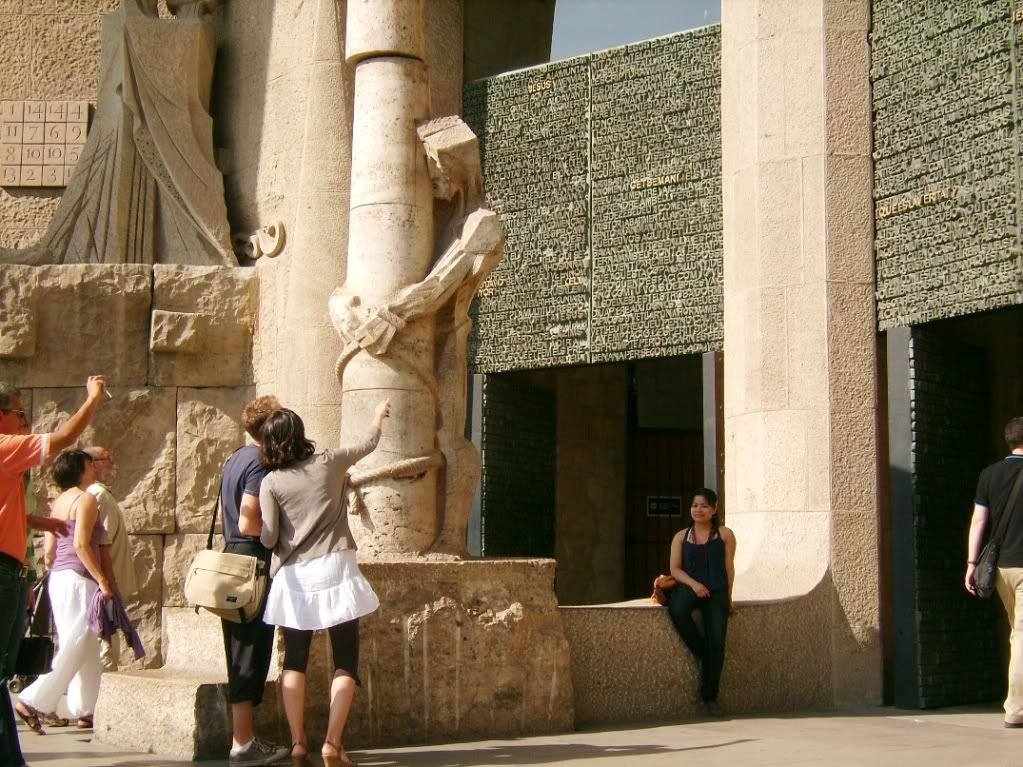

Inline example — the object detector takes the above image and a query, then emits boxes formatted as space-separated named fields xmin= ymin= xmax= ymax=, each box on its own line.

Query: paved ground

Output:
xmin=13 ymin=703 xmax=1023 ymax=767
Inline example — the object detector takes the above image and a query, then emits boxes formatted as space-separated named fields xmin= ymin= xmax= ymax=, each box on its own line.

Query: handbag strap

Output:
xmin=23 ymin=572 xmax=47 ymax=626
xmin=206 ymin=493 xmax=220 ymax=550
xmin=990 ymin=463 xmax=1023 ymax=546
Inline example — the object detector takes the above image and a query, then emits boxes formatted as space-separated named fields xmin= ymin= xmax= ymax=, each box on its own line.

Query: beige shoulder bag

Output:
xmin=183 ymin=495 xmax=267 ymax=624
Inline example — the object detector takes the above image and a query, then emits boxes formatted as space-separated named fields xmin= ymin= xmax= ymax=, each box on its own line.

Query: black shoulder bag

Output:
xmin=975 ymin=465 xmax=1023 ymax=599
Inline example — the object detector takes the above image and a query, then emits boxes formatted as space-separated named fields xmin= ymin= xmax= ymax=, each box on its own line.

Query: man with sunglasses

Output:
xmin=0 ymin=376 xmax=107 ymax=767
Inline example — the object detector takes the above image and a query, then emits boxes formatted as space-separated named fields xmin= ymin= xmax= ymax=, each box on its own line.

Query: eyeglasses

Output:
xmin=1 ymin=409 xmax=28 ymax=424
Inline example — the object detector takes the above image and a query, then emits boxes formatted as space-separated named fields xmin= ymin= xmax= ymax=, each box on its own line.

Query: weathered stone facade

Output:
xmin=464 ymin=27 xmax=722 ymax=373
xmin=0 ymin=264 xmax=257 ymax=669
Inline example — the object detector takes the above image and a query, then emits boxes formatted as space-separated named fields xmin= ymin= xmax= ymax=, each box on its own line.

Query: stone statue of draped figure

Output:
xmin=0 ymin=0 xmax=234 ymax=266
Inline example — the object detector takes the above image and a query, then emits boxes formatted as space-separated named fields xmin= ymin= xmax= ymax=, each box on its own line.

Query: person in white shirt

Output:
xmin=83 ymin=446 xmax=138 ymax=670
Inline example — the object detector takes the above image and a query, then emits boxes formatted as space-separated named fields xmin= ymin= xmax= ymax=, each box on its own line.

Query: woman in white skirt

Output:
xmin=15 ymin=449 xmax=112 ymax=732
xmin=259 ymin=401 xmax=390 ymax=767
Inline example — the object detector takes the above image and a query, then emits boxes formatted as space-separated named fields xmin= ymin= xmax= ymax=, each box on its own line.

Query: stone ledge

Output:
xmin=561 ymin=581 xmax=835 ymax=727
xmin=96 ymin=559 xmax=573 ymax=760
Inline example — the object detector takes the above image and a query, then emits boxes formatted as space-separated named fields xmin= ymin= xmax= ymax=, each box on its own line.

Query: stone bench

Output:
xmin=560 ymin=583 xmax=834 ymax=727
xmin=94 ymin=607 xmax=284 ymax=759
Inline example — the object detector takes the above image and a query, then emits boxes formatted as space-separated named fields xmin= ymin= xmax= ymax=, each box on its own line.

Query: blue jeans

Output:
xmin=0 ymin=554 xmax=28 ymax=767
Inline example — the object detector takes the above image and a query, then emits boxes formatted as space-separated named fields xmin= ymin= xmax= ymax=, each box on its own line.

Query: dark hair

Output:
xmin=691 ymin=488 xmax=720 ymax=529
xmin=0 ymin=383 xmax=21 ymax=411
xmin=1007 ymin=418 xmax=1023 ymax=450
xmin=52 ymin=449 xmax=93 ymax=491
xmin=260 ymin=408 xmax=316 ymax=469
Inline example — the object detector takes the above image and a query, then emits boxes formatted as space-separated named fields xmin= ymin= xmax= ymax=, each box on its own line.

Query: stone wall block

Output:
xmin=800 ymin=155 xmax=827 ymax=283
xmin=0 ymin=265 xmax=151 ymax=387
xmin=743 ymin=288 xmax=788 ymax=411
xmin=175 ymin=387 xmax=251 ymax=533
xmin=425 ymin=0 xmax=463 ymax=117
xmin=28 ymin=0 xmax=119 ymax=13
xmin=0 ymin=14 xmax=33 ymax=96
xmin=31 ymin=386 xmax=176 ymax=533
xmin=342 ymin=560 xmax=573 ymax=747
xmin=824 ymin=154 xmax=873 ymax=283
xmin=828 ymin=406 xmax=876 ymax=513
xmin=150 ymin=310 xmax=204 ymax=354
xmin=758 ymin=158 xmax=803 ymax=285
xmin=782 ymin=30 xmax=824 ymax=157
xmin=32 ymin=14 xmax=103 ymax=97
xmin=824 ymin=30 xmax=870 ymax=156
xmin=346 ymin=0 xmax=426 ymax=64
xmin=119 ymin=534 xmax=164 ymax=669
xmin=0 ymin=265 xmax=36 ymax=358
xmin=759 ymin=410 xmax=809 ymax=511
xmin=163 ymin=532 xmax=222 ymax=607
xmin=150 ymin=266 xmax=257 ymax=387
xmin=755 ymin=36 xmax=785 ymax=163
xmin=252 ymin=258 xmax=282 ymax=387
xmin=829 ymin=511 xmax=879 ymax=628
xmin=784 ymin=284 xmax=828 ymax=411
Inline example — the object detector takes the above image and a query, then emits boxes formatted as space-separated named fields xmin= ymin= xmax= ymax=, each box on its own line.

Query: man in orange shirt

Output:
xmin=0 ymin=376 xmax=107 ymax=767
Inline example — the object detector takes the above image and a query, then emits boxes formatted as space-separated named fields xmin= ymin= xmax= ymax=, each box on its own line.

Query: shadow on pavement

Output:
xmin=354 ymin=738 xmax=755 ymax=766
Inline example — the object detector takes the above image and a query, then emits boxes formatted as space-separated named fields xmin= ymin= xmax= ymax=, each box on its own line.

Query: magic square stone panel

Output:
xmin=464 ymin=27 xmax=723 ymax=374
xmin=872 ymin=0 xmax=1023 ymax=328
xmin=0 ymin=100 xmax=89 ymax=187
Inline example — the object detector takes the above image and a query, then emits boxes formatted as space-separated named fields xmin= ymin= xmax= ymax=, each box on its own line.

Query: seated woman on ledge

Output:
xmin=667 ymin=488 xmax=736 ymax=716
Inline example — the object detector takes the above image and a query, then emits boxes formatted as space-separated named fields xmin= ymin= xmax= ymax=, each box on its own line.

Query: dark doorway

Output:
xmin=887 ymin=307 xmax=1023 ymax=708
xmin=623 ymin=356 xmax=705 ymax=599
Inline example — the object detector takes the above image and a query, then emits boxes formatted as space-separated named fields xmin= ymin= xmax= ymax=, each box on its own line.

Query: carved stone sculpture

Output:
xmin=330 ymin=0 xmax=504 ymax=557
xmin=0 ymin=0 xmax=233 ymax=266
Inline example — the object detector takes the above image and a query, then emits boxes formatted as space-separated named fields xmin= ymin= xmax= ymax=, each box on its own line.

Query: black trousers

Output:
xmin=667 ymin=584 xmax=729 ymax=703
xmin=281 ymin=618 xmax=361 ymax=686
xmin=221 ymin=542 xmax=274 ymax=706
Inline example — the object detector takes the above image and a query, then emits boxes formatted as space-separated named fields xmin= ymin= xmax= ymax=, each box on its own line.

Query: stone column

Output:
xmin=276 ymin=0 xmax=352 ymax=446
xmin=721 ymin=0 xmax=879 ymax=704
xmin=341 ymin=0 xmax=438 ymax=555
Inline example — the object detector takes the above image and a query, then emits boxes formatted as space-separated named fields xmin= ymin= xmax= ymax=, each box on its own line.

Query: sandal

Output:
xmin=14 ymin=703 xmax=45 ymax=735
xmin=41 ymin=712 xmax=69 ymax=728
xmin=77 ymin=715 xmax=93 ymax=729
xmin=321 ymin=740 xmax=355 ymax=767
xmin=291 ymin=742 xmax=312 ymax=767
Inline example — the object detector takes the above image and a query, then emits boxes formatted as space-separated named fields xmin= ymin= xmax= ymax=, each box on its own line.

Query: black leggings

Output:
xmin=667 ymin=585 xmax=729 ymax=703
xmin=282 ymin=618 xmax=361 ymax=685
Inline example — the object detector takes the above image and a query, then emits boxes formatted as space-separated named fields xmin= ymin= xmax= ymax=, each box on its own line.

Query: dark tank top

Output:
xmin=682 ymin=526 xmax=728 ymax=592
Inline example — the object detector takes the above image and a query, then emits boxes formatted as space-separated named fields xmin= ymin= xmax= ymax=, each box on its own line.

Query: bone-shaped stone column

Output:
xmin=339 ymin=0 xmax=437 ymax=555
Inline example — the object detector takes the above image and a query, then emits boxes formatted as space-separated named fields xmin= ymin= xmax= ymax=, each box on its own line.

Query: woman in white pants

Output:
xmin=15 ymin=449 xmax=112 ymax=733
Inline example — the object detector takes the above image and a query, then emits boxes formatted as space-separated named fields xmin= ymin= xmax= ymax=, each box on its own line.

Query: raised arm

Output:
xmin=335 ymin=399 xmax=391 ymax=465
xmin=47 ymin=376 xmax=107 ymax=454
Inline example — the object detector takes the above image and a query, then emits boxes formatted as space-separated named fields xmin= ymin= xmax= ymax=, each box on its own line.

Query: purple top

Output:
xmin=50 ymin=517 xmax=105 ymax=580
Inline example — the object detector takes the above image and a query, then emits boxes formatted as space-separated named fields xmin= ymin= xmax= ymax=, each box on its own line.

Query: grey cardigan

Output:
xmin=259 ymin=427 xmax=380 ymax=576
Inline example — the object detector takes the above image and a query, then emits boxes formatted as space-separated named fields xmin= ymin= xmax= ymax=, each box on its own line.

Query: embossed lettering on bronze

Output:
xmin=872 ymin=0 xmax=1021 ymax=328
xmin=464 ymin=27 xmax=723 ymax=373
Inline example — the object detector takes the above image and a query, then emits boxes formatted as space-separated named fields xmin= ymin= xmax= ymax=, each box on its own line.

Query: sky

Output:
xmin=551 ymin=0 xmax=721 ymax=60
